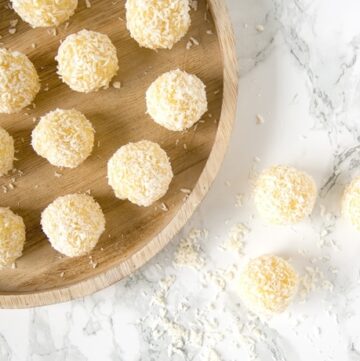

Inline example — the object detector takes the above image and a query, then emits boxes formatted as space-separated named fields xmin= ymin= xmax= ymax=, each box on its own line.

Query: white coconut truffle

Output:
xmin=0 ymin=48 xmax=40 ymax=114
xmin=41 ymin=194 xmax=105 ymax=257
xmin=56 ymin=30 xmax=119 ymax=93
xmin=126 ymin=0 xmax=190 ymax=50
xmin=238 ymin=255 xmax=298 ymax=315
xmin=107 ymin=140 xmax=173 ymax=207
xmin=342 ymin=176 xmax=360 ymax=231
xmin=0 ymin=127 xmax=14 ymax=176
xmin=254 ymin=165 xmax=317 ymax=225
xmin=0 ymin=208 xmax=26 ymax=268
xmin=146 ymin=69 xmax=207 ymax=131
xmin=11 ymin=0 xmax=78 ymax=28
xmin=31 ymin=109 xmax=95 ymax=168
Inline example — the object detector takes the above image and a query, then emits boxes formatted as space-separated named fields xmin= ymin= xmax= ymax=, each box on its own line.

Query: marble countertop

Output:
xmin=2 ymin=0 xmax=360 ymax=360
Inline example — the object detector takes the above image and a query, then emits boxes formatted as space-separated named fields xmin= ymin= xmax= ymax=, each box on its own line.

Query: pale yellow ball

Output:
xmin=0 ymin=127 xmax=14 ymax=176
xmin=0 ymin=208 xmax=26 ymax=268
xmin=254 ymin=165 xmax=317 ymax=225
xmin=31 ymin=109 xmax=95 ymax=168
xmin=0 ymin=48 xmax=40 ymax=113
xmin=238 ymin=255 xmax=298 ymax=315
xmin=107 ymin=140 xmax=173 ymax=207
xmin=342 ymin=176 xmax=360 ymax=231
xmin=146 ymin=69 xmax=208 ymax=131
xmin=11 ymin=0 xmax=78 ymax=28
xmin=41 ymin=194 xmax=106 ymax=257
xmin=126 ymin=0 xmax=190 ymax=50
xmin=56 ymin=30 xmax=119 ymax=93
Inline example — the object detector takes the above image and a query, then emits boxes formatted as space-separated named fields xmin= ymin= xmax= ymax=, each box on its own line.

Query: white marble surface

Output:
xmin=2 ymin=0 xmax=360 ymax=360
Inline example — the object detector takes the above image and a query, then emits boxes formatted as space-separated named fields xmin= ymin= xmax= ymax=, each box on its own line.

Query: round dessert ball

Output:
xmin=254 ymin=165 xmax=317 ymax=225
xmin=31 ymin=109 xmax=95 ymax=168
xmin=125 ymin=0 xmax=190 ymax=50
xmin=342 ymin=176 xmax=360 ymax=231
xmin=56 ymin=30 xmax=119 ymax=93
xmin=41 ymin=194 xmax=106 ymax=257
xmin=0 ymin=48 xmax=40 ymax=113
xmin=0 ymin=207 xmax=26 ymax=268
xmin=107 ymin=140 xmax=173 ymax=207
xmin=11 ymin=0 xmax=78 ymax=28
xmin=238 ymin=255 xmax=298 ymax=315
xmin=0 ymin=127 xmax=14 ymax=176
xmin=146 ymin=69 xmax=208 ymax=131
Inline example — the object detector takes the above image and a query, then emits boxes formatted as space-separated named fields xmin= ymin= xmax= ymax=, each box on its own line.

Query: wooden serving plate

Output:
xmin=0 ymin=0 xmax=237 ymax=308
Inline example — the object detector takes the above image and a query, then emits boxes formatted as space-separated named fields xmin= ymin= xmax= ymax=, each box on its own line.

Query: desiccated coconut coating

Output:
xmin=126 ymin=0 xmax=190 ymax=50
xmin=342 ymin=176 xmax=360 ymax=231
xmin=11 ymin=0 xmax=78 ymax=28
xmin=0 ymin=207 xmax=26 ymax=268
xmin=56 ymin=30 xmax=119 ymax=93
xmin=0 ymin=127 xmax=14 ymax=176
xmin=0 ymin=48 xmax=40 ymax=114
xmin=254 ymin=165 xmax=317 ymax=225
xmin=146 ymin=69 xmax=208 ymax=131
xmin=107 ymin=140 xmax=173 ymax=207
xmin=238 ymin=255 xmax=298 ymax=315
xmin=41 ymin=194 xmax=106 ymax=257
xmin=31 ymin=109 xmax=95 ymax=168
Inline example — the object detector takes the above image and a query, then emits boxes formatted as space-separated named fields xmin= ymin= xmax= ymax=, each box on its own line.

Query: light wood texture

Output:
xmin=0 ymin=0 xmax=238 ymax=308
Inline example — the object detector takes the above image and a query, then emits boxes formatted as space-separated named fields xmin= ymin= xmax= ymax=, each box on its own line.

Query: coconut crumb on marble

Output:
xmin=256 ymin=24 xmax=264 ymax=32
xmin=173 ymin=229 xmax=207 ymax=269
xmin=85 ymin=0 xmax=91 ymax=8
xmin=256 ymin=114 xmax=265 ymax=124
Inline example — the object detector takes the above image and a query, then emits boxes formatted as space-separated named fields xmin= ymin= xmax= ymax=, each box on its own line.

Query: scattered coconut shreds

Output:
xmin=173 ymin=229 xmax=207 ymax=269
xmin=85 ymin=0 xmax=91 ymax=8
xmin=54 ymin=172 xmax=62 ymax=178
xmin=183 ymin=143 xmax=187 ymax=150
xmin=60 ymin=272 xmax=64 ymax=277
xmin=256 ymin=113 xmax=265 ymax=125
xmin=206 ymin=29 xmax=213 ymax=35
xmin=221 ymin=223 xmax=249 ymax=254
xmin=190 ymin=36 xmax=199 ymax=46
xmin=180 ymin=188 xmax=191 ymax=194
xmin=186 ymin=36 xmax=200 ymax=50
xmin=235 ymin=193 xmax=244 ymax=208
xmin=160 ymin=202 xmax=168 ymax=212
xmin=256 ymin=24 xmax=264 ymax=32
xmin=11 ymin=262 xmax=16 ymax=269
xmin=112 ymin=81 xmax=121 ymax=89
xmin=8 ymin=28 xmax=16 ymax=35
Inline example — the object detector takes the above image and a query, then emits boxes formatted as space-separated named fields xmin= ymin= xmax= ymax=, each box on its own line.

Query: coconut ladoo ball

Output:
xmin=0 ymin=48 xmax=40 ymax=114
xmin=108 ymin=140 xmax=173 ymax=207
xmin=342 ymin=176 xmax=360 ymax=231
xmin=146 ymin=69 xmax=208 ymax=131
xmin=0 ymin=208 xmax=26 ymax=268
xmin=0 ymin=127 xmax=14 ymax=176
xmin=254 ymin=165 xmax=317 ymax=225
xmin=11 ymin=0 xmax=78 ymax=28
xmin=56 ymin=30 xmax=119 ymax=93
xmin=31 ymin=109 xmax=95 ymax=168
xmin=41 ymin=194 xmax=106 ymax=257
xmin=238 ymin=255 xmax=298 ymax=315
xmin=126 ymin=0 xmax=190 ymax=50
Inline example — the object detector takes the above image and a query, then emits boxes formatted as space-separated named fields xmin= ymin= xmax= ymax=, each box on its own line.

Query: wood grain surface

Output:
xmin=0 ymin=0 xmax=238 ymax=308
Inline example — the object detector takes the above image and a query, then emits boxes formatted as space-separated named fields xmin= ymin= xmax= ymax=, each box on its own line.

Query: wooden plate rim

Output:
xmin=0 ymin=0 xmax=238 ymax=308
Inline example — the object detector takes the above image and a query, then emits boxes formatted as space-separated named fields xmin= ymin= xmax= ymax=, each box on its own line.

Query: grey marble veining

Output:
xmin=1 ymin=0 xmax=360 ymax=360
